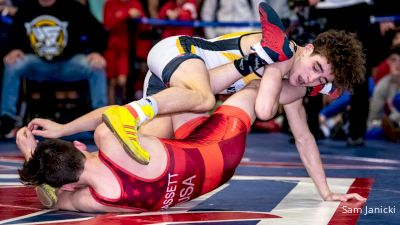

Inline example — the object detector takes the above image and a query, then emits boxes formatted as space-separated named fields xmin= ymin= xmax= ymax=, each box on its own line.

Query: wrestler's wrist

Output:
xmin=322 ymin=191 xmax=333 ymax=201
xmin=59 ymin=124 xmax=71 ymax=137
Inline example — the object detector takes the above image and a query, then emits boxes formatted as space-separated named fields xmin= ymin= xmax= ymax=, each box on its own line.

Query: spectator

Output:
xmin=318 ymin=77 xmax=375 ymax=139
xmin=367 ymin=45 xmax=400 ymax=142
xmin=0 ymin=0 xmax=108 ymax=138
xmin=387 ymin=93 xmax=400 ymax=141
xmin=0 ymin=0 xmax=18 ymax=64
xmin=310 ymin=0 xmax=376 ymax=146
xmin=158 ymin=0 xmax=197 ymax=38
xmin=200 ymin=0 xmax=264 ymax=39
xmin=373 ymin=28 xmax=400 ymax=84
xmin=103 ymin=0 xmax=147 ymax=104
xmin=200 ymin=0 xmax=295 ymax=39
xmin=128 ymin=1 xmax=154 ymax=101
xmin=147 ymin=0 xmax=160 ymax=18
xmin=0 ymin=0 xmax=26 ymax=114
xmin=0 ymin=0 xmax=18 ymax=17
xmin=88 ymin=0 xmax=106 ymax=23
xmin=373 ymin=0 xmax=400 ymax=36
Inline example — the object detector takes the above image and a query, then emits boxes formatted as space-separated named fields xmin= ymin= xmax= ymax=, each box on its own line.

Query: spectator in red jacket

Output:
xmin=103 ymin=0 xmax=149 ymax=104
xmin=158 ymin=0 xmax=197 ymax=39
xmin=373 ymin=28 xmax=400 ymax=84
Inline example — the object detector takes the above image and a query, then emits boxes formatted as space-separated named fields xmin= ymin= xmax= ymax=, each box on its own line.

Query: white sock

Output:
xmin=128 ymin=97 xmax=158 ymax=126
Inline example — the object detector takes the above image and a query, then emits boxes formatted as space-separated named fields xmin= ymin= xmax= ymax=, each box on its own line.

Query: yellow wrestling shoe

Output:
xmin=102 ymin=106 xmax=150 ymax=165
xmin=35 ymin=184 xmax=57 ymax=208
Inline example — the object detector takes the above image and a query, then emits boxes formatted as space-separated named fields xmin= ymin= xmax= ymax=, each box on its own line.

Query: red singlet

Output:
xmin=90 ymin=105 xmax=251 ymax=211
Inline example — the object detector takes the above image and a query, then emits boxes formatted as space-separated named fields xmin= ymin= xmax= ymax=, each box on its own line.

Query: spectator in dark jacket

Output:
xmin=0 ymin=0 xmax=108 ymax=138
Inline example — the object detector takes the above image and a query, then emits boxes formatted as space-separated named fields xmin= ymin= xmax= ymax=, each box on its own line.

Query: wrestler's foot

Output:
xmin=35 ymin=184 xmax=57 ymax=208
xmin=102 ymin=106 xmax=150 ymax=165
xmin=251 ymin=2 xmax=293 ymax=64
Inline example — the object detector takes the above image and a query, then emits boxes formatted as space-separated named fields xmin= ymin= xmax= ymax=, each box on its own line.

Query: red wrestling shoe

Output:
xmin=251 ymin=2 xmax=293 ymax=64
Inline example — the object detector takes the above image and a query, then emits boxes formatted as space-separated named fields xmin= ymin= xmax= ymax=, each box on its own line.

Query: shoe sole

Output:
xmin=260 ymin=2 xmax=285 ymax=31
xmin=35 ymin=185 xmax=56 ymax=208
xmin=259 ymin=2 xmax=293 ymax=61
xmin=102 ymin=113 xmax=150 ymax=165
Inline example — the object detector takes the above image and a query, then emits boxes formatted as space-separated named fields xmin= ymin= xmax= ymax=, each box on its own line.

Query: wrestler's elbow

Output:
xmin=255 ymin=102 xmax=277 ymax=120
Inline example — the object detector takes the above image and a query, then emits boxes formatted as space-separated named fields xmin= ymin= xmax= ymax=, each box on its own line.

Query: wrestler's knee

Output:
xmin=194 ymin=91 xmax=216 ymax=112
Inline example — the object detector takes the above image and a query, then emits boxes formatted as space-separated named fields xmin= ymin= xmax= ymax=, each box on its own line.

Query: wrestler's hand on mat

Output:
xmin=28 ymin=118 xmax=64 ymax=138
xmin=16 ymin=127 xmax=38 ymax=159
xmin=324 ymin=192 xmax=366 ymax=202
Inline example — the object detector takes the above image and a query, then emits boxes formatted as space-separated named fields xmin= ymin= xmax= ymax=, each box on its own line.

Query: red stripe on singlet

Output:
xmin=198 ymin=144 xmax=224 ymax=194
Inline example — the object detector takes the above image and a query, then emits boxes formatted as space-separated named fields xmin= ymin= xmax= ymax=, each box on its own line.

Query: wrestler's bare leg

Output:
xmin=220 ymin=80 xmax=259 ymax=123
xmin=139 ymin=58 xmax=217 ymax=138
xmin=153 ymin=33 xmax=264 ymax=115
xmin=152 ymin=59 xmax=216 ymax=114
xmin=138 ymin=33 xmax=263 ymax=138
xmin=140 ymin=63 xmax=262 ymax=139
xmin=171 ymin=80 xmax=260 ymax=134
xmin=139 ymin=115 xmax=173 ymax=138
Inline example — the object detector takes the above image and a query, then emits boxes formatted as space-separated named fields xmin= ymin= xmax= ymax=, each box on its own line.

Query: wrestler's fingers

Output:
xmin=341 ymin=193 xmax=366 ymax=202
xmin=16 ymin=127 xmax=25 ymax=139
xmin=25 ymin=128 xmax=34 ymax=138
xmin=28 ymin=118 xmax=43 ymax=130
xmin=28 ymin=123 xmax=38 ymax=131
xmin=31 ymin=129 xmax=48 ymax=137
xmin=348 ymin=193 xmax=366 ymax=202
xmin=339 ymin=195 xmax=348 ymax=202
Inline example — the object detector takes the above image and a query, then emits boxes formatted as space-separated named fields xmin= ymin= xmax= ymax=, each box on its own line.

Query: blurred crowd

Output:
xmin=0 ymin=0 xmax=399 ymax=144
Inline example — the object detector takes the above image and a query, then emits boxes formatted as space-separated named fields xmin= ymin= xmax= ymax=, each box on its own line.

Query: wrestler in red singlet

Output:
xmin=89 ymin=105 xmax=251 ymax=211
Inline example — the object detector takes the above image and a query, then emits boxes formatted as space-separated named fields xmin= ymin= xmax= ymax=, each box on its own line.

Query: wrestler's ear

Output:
xmin=73 ymin=141 xmax=88 ymax=152
xmin=60 ymin=182 xmax=86 ymax=191
xmin=60 ymin=183 xmax=78 ymax=191
xmin=303 ymin=44 xmax=314 ymax=56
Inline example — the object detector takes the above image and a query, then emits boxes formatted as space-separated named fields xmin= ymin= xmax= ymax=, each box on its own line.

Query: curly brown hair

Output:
xmin=313 ymin=30 xmax=366 ymax=91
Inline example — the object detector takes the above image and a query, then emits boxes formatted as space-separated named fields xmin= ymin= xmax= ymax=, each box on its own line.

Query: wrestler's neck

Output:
xmin=76 ymin=153 xmax=102 ymax=186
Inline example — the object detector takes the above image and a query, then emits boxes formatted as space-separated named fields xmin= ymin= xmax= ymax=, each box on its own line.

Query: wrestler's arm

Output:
xmin=56 ymin=188 xmax=139 ymax=213
xmin=283 ymin=99 xmax=366 ymax=201
xmin=28 ymin=106 xmax=112 ymax=138
xmin=255 ymin=61 xmax=291 ymax=120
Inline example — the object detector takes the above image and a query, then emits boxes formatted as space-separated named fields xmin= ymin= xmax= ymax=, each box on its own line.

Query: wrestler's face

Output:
xmin=38 ymin=0 xmax=56 ymax=7
xmin=387 ymin=53 xmax=400 ymax=80
xmin=392 ymin=32 xmax=400 ymax=46
xmin=288 ymin=44 xmax=334 ymax=87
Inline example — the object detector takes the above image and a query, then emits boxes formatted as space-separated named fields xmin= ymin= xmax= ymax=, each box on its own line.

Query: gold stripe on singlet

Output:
xmin=176 ymin=38 xmax=185 ymax=54
xmin=215 ymin=31 xmax=257 ymax=41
